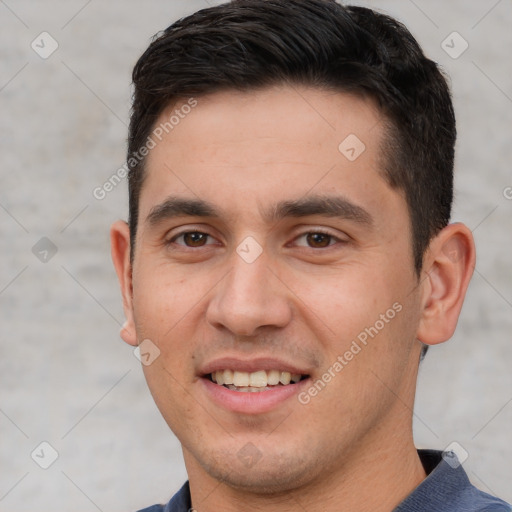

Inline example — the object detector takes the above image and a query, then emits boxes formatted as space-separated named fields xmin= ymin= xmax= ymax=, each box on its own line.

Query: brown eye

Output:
xmin=291 ymin=229 xmax=348 ymax=251
xmin=169 ymin=231 xmax=213 ymax=248
xmin=182 ymin=232 xmax=208 ymax=247
xmin=304 ymin=232 xmax=335 ymax=248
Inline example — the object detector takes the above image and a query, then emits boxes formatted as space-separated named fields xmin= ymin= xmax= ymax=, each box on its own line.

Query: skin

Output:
xmin=111 ymin=85 xmax=475 ymax=512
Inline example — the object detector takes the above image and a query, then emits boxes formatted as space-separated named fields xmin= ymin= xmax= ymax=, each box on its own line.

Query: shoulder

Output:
xmin=135 ymin=481 xmax=191 ymax=512
xmin=394 ymin=450 xmax=511 ymax=511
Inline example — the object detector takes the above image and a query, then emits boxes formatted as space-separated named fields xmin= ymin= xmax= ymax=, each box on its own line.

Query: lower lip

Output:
xmin=200 ymin=377 xmax=310 ymax=414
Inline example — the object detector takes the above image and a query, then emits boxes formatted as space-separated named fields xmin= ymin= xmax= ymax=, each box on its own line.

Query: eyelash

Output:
xmin=166 ymin=229 xmax=345 ymax=250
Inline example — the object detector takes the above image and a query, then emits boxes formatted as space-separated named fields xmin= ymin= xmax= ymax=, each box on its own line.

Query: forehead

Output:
xmin=147 ymin=85 xmax=382 ymax=165
xmin=139 ymin=85 xmax=400 ymax=225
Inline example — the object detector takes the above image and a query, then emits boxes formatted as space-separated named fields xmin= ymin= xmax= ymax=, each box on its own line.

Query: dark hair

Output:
xmin=128 ymin=0 xmax=455 ymax=277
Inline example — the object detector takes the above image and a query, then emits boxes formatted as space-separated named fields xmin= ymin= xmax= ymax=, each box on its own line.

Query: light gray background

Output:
xmin=1 ymin=1 xmax=511 ymax=511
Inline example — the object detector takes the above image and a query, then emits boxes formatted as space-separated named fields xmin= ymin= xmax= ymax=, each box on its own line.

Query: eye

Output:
xmin=168 ymin=231 xmax=216 ymax=248
xmin=293 ymin=230 xmax=344 ymax=249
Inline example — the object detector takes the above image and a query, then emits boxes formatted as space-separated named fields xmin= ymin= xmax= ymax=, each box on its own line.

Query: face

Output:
xmin=126 ymin=86 xmax=426 ymax=492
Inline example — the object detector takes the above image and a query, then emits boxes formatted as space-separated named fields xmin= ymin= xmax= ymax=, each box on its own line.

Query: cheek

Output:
xmin=290 ymin=263 xmax=404 ymax=344
xmin=131 ymin=270 xmax=200 ymax=394
xmin=290 ymin=259 xmax=420 ymax=404
xmin=132 ymin=267 xmax=190 ymax=333
xmin=142 ymin=357 xmax=196 ymax=435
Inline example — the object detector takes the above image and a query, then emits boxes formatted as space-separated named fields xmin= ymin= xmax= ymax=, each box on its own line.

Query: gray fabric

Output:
xmin=393 ymin=450 xmax=510 ymax=511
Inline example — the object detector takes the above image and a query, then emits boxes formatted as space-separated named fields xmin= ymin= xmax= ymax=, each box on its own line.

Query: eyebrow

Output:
xmin=264 ymin=195 xmax=373 ymax=226
xmin=146 ymin=194 xmax=373 ymax=227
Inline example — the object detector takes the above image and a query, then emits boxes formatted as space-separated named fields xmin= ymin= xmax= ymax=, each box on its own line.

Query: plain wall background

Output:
xmin=1 ymin=1 xmax=511 ymax=510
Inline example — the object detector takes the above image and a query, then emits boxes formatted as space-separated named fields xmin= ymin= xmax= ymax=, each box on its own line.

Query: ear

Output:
xmin=110 ymin=220 xmax=137 ymax=346
xmin=417 ymin=222 xmax=476 ymax=345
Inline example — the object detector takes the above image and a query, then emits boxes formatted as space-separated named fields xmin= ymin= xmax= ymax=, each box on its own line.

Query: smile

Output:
xmin=208 ymin=369 xmax=308 ymax=392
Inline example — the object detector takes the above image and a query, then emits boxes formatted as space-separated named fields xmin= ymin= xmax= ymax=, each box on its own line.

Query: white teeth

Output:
xmin=226 ymin=385 xmax=268 ymax=393
xmin=223 ymin=369 xmax=234 ymax=385
xmin=249 ymin=370 xmax=267 ymax=388
xmin=233 ymin=371 xmax=249 ymax=387
xmin=210 ymin=369 xmax=306 ymax=389
xmin=267 ymin=369 xmax=280 ymax=385
xmin=279 ymin=371 xmax=291 ymax=385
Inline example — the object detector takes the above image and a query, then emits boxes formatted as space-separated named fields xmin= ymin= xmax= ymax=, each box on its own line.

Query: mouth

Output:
xmin=205 ymin=369 xmax=309 ymax=392
xmin=199 ymin=358 xmax=313 ymax=413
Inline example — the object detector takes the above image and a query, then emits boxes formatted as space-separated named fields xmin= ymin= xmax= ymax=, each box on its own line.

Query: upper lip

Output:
xmin=199 ymin=357 xmax=312 ymax=377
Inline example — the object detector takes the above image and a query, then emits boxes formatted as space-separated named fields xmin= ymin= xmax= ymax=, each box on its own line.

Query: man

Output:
xmin=111 ymin=1 xmax=511 ymax=510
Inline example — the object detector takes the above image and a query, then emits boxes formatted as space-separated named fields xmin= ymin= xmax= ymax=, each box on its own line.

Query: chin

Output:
xmin=196 ymin=446 xmax=320 ymax=495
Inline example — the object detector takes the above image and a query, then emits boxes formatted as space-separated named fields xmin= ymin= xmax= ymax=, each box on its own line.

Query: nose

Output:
xmin=206 ymin=251 xmax=292 ymax=337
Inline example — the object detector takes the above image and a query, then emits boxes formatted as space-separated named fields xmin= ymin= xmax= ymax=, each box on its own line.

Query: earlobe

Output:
xmin=417 ymin=223 xmax=476 ymax=345
xmin=120 ymin=319 xmax=137 ymax=347
xmin=110 ymin=220 xmax=138 ymax=347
